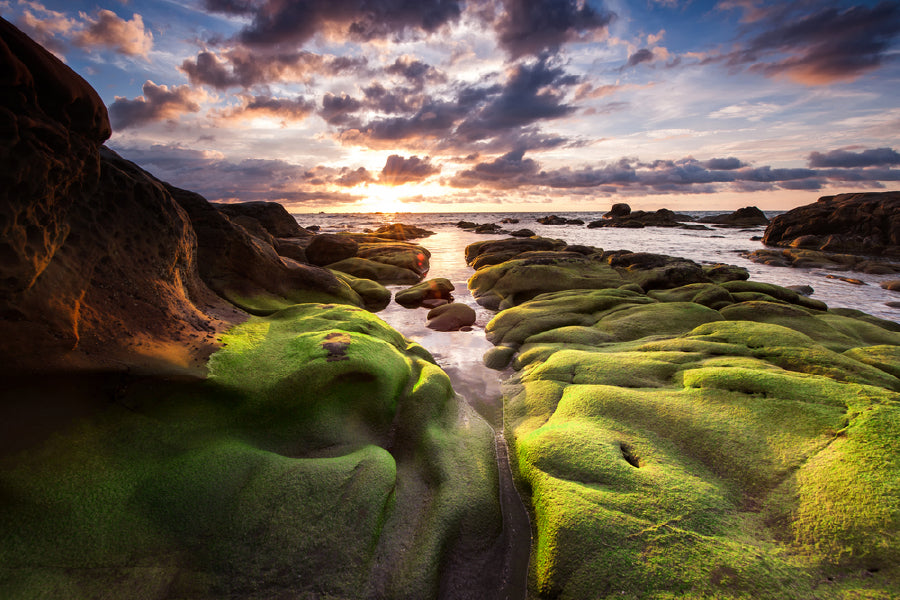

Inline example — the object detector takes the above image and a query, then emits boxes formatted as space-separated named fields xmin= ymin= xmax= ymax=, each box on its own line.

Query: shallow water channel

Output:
xmin=377 ymin=230 xmax=532 ymax=599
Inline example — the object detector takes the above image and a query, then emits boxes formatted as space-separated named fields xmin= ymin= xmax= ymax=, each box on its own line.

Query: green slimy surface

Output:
xmin=0 ymin=304 xmax=501 ymax=599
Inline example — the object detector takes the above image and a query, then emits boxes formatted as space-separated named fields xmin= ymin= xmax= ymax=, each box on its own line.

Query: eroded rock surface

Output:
xmin=762 ymin=191 xmax=900 ymax=256
xmin=472 ymin=235 xmax=900 ymax=599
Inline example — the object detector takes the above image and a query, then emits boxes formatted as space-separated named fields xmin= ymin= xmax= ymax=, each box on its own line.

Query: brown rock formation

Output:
xmin=215 ymin=201 xmax=310 ymax=238
xmin=762 ymin=192 xmax=900 ymax=256
xmin=697 ymin=206 xmax=769 ymax=226
xmin=0 ymin=19 xmax=240 ymax=373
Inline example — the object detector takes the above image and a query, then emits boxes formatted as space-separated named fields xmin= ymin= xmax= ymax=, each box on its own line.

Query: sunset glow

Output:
xmin=6 ymin=0 xmax=898 ymax=213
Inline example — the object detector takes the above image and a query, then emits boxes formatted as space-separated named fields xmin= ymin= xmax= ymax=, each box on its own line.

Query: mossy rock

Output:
xmin=648 ymin=282 xmax=734 ymax=308
xmin=395 ymin=277 xmax=454 ymax=307
xmin=468 ymin=256 xmax=626 ymax=310
xmin=327 ymin=256 xmax=422 ymax=284
xmin=356 ymin=241 xmax=431 ymax=278
xmin=498 ymin=305 xmax=900 ymax=598
xmin=0 ymin=304 xmax=502 ymax=599
xmin=331 ymin=270 xmax=391 ymax=311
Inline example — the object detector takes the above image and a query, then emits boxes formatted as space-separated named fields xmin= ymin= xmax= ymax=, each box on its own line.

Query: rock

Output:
xmin=0 ymin=18 xmax=242 ymax=372
xmin=702 ymin=263 xmax=750 ymax=283
xmin=1 ymin=303 xmax=503 ymax=598
xmin=426 ymin=302 xmax=477 ymax=331
xmin=331 ymin=271 xmax=391 ymax=311
xmin=369 ymin=222 xmax=434 ymax=240
xmin=305 ymin=234 xmax=359 ymax=266
xmin=456 ymin=220 xmax=478 ymax=229
xmin=475 ymin=223 xmax=502 ymax=233
xmin=305 ymin=224 xmax=320 ymax=232
xmin=326 ymin=257 xmax=422 ymax=284
xmin=762 ymin=191 xmax=900 ymax=257
xmin=603 ymin=203 xmax=631 ymax=219
xmin=274 ymin=238 xmax=308 ymax=262
xmin=421 ymin=298 xmax=449 ymax=309
xmin=537 ymin=215 xmax=584 ymax=225
xmin=215 ymin=201 xmax=309 ymax=238
xmin=169 ymin=185 xmax=363 ymax=315
xmin=483 ymin=345 xmax=517 ymax=370
xmin=509 ymin=228 xmax=536 ymax=237
xmin=395 ymin=278 xmax=454 ymax=307
xmin=787 ymin=285 xmax=815 ymax=296
xmin=588 ymin=208 xmax=693 ymax=229
xmin=482 ymin=254 xmax=900 ymax=598
xmin=465 ymin=236 xmax=569 ymax=266
xmin=229 ymin=213 xmax=277 ymax=246
xmin=697 ymin=206 xmax=769 ymax=226
xmin=881 ymin=280 xmax=900 ymax=292
xmin=500 ymin=217 xmax=520 ymax=224
xmin=825 ymin=274 xmax=866 ymax=285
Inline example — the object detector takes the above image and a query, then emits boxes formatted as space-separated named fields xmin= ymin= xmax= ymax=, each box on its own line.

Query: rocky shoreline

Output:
xmin=2 ymin=17 xmax=900 ymax=600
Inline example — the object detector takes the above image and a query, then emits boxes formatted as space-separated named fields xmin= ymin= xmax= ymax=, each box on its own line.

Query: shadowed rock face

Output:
xmin=214 ymin=201 xmax=310 ymax=238
xmin=762 ymin=192 xmax=900 ymax=256
xmin=697 ymin=205 xmax=768 ymax=226
xmin=0 ymin=19 xmax=239 ymax=372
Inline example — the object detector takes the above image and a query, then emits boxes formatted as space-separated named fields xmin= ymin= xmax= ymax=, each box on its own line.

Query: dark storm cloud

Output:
xmin=808 ymin=147 xmax=900 ymax=168
xmin=109 ymin=81 xmax=204 ymax=130
xmin=496 ymin=0 xmax=615 ymax=58
xmin=449 ymin=149 xmax=540 ymax=188
xmin=202 ymin=0 xmax=463 ymax=48
xmin=725 ymin=2 xmax=900 ymax=84
xmin=181 ymin=49 xmax=368 ymax=89
xmin=380 ymin=155 xmax=441 ymax=185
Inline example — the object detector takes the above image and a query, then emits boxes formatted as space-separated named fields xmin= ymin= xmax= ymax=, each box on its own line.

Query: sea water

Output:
xmin=297 ymin=210 xmax=900 ymax=322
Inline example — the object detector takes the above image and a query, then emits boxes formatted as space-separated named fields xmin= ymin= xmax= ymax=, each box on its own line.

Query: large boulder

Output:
xmin=697 ymin=205 xmax=769 ymax=226
xmin=762 ymin=192 xmax=900 ymax=256
xmin=395 ymin=278 xmax=454 ymax=308
xmin=0 ymin=18 xmax=238 ymax=372
xmin=215 ymin=201 xmax=309 ymax=238
xmin=168 ymin=185 xmax=363 ymax=315
xmin=305 ymin=233 xmax=359 ymax=266
xmin=588 ymin=208 xmax=694 ymax=229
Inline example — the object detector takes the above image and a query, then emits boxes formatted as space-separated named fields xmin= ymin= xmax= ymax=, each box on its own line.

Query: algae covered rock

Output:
xmin=472 ymin=235 xmax=900 ymax=599
xmin=395 ymin=277 xmax=454 ymax=307
xmin=0 ymin=304 xmax=503 ymax=599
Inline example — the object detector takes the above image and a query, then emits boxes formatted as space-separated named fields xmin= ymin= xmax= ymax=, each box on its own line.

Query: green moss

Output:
xmin=327 ymin=256 xmax=422 ymax=284
xmin=331 ymin=270 xmax=392 ymax=311
xmin=0 ymin=303 xmax=502 ymax=599
xmin=594 ymin=302 xmax=724 ymax=342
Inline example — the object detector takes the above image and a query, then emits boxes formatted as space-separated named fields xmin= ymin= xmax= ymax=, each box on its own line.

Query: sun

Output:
xmin=357 ymin=184 xmax=410 ymax=213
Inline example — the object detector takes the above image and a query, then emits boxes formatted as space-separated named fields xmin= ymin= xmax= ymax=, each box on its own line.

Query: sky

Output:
xmin=3 ymin=0 xmax=900 ymax=213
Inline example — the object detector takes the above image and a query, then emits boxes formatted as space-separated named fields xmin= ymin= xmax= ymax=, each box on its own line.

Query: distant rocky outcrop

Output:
xmin=588 ymin=207 xmax=694 ymax=229
xmin=697 ymin=206 xmax=769 ymax=226
xmin=537 ymin=215 xmax=584 ymax=225
xmin=762 ymin=192 xmax=900 ymax=256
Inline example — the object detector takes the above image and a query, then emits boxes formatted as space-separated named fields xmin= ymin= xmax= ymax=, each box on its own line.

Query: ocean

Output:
xmin=296 ymin=210 xmax=900 ymax=322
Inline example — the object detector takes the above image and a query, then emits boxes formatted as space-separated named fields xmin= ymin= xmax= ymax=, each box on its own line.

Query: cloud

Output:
xmin=704 ymin=157 xmax=746 ymax=170
xmin=808 ymin=146 xmax=900 ymax=168
xmin=447 ymin=152 xmax=898 ymax=194
xmin=495 ymin=0 xmax=615 ymax=58
xmin=380 ymin=154 xmax=440 ymax=185
xmin=726 ymin=2 xmax=900 ymax=84
xmin=109 ymin=81 xmax=206 ymax=130
xmin=624 ymin=48 xmax=654 ymax=68
xmin=319 ymin=92 xmax=364 ymax=126
xmin=385 ymin=55 xmax=447 ymax=89
xmin=201 ymin=0 xmax=463 ymax=48
xmin=181 ymin=48 xmax=367 ymax=89
xmin=111 ymin=143 xmax=364 ymax=206
xmin=218 ymin=94 xmax=316 ymax=123
xmin=13 ymin=3 xmax=153 ymax=57
xmin=72 ymin=10 xmax=153 ymax=57
xmin=455 ymin=58 xmax=578 ymax=140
